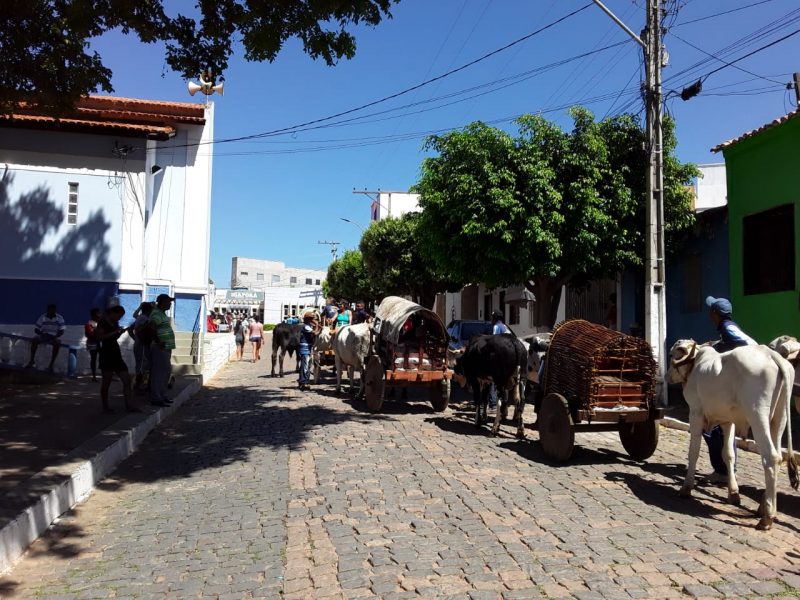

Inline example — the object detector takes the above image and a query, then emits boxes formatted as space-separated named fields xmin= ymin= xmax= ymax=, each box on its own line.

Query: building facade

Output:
xmin=230 ymin=257 xmax=326 ymax=290
xmin=370 ymin=191 xmax=421 ymax=221
xmin=713 ymin=109 xmax=800 ymax=342
xmin=213 ymin=286 xmax=325 ymax=325
xmin=0 ymin=95 xmax=214 ymax=373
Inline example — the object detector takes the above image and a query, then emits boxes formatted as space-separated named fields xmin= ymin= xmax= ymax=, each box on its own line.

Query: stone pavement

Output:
xmin=2 ymin=359 xmax=800 ymax=599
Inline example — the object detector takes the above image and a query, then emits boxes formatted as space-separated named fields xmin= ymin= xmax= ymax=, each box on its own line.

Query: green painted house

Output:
xmin=713 ymin=109 xmax=800 ymax=343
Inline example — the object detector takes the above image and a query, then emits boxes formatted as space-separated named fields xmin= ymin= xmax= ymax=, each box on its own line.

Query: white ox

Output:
xmin=667 ymin=340 xmax=799 ymax=530
xmin=333 ymin=323 xmax=371 ymax=398
xmin=312 ymin=326 xmax=334 ymax=384
xmin=769 ymin=335 xmax=800 ymax=411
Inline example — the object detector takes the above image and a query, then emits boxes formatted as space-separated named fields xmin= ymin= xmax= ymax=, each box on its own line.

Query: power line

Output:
xmin=672 ymin=0 xmax=779 ymax=28
xmin=156 ymin=3 xmax=594 ymax=151
xmin=702 ymin=28 xmax=800 ymax=81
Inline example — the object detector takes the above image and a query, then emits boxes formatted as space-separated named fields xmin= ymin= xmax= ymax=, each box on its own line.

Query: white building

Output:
xmin=230 ymin=257 xmax=326 ymax=289
xmin=370 ymin=191 xmax=421 ymax=221
xmin=693 ymin=163 xmax=727 ymax=212
xmin=213 ymin=286 xmax=325 ymax=325
xmin=0 ymin=95 xmax=214 ymax=373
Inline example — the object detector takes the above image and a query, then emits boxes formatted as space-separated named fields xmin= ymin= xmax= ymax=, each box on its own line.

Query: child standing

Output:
xmin=84 ymin=308 xmax=101 ymax=381
xmin=298 ymin=313 xmax=318 ymax=390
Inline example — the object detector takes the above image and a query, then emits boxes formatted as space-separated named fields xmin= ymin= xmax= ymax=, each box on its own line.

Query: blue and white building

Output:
xmin=0 ymin=95 xmax=214 ymax=373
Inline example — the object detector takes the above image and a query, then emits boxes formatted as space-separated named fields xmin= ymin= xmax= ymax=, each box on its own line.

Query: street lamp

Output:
xmin=339 ymin=217 xmax=365 ymax=233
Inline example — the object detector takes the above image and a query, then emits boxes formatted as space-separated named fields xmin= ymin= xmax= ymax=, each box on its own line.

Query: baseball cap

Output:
xmin=705 ymin=296 xmax=732 ymax=316
xmin=156 ymin=293 xmax=175 ymax=303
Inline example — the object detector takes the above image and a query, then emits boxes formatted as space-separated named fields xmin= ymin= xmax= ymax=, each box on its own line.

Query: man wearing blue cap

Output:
xmin=706 ymin=296 xmax=756 ymax=352
xmin=703 ymin=296 xmax=756 ymax=482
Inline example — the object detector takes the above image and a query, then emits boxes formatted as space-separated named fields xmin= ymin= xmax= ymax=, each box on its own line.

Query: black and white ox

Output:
xmin=667 ymin=340 xmax=799 ymax=530
xmin=270 ymin=323 xmax=302 ymax=377
xmin=453 ymin=333 xmax=528 ymax=438
xmin=332 ymin=323 xmax=371 ymax=398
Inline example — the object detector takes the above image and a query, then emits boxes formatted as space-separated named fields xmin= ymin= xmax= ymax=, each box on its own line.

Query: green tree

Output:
xmin=359 ymin=213 xmax=454 ymax=308
xmin=325 ymin=250 xmax=376 ymax=302
xmin=415 ymin=107 xmax=697 ymax=328
xmin=2 ymin=0 xmax=398 ymax=114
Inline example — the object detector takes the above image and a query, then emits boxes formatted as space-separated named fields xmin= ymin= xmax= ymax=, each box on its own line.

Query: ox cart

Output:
xmin=363 ymin=296 xmax=452 ymax=413
xmin=535 ymin=319 xmax=664 ymax=462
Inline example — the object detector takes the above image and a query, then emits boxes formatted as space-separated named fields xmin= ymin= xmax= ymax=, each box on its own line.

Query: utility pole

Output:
xmin=592 ymin=0 xmax=667 ymax=404
xmin=794 ymin=72 xmax=800 ymax=105
xmin=318 ymin=240 xmax=340 ymax=261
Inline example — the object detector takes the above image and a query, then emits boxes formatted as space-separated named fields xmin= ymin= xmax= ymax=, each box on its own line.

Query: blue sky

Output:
xmin=93 ymin=0 xmax=800 ymax=287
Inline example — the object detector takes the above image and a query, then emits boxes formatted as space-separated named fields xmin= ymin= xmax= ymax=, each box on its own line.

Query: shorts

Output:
xmin=35 ymin=334 xmax=61 ymax=345
xmin=250 ymin=336 xmax=262 ymax=343
xmin=235 ymin=334 xmax=245 ymax=346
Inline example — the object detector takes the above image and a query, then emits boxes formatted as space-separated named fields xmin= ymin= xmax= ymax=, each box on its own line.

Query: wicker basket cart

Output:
xmin=363 ymin=296 xmax=452 ymax=413
xmin=536 ymin=319 xmax=664 ymax=462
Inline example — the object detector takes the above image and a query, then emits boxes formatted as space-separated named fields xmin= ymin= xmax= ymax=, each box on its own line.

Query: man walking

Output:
xmin=149 ymin=294 xmax=176 ymax=407
xmin=488 ymin=310 xmax=510 ymax=409
xmin=27 ymin=303 xmax=66 ymax=371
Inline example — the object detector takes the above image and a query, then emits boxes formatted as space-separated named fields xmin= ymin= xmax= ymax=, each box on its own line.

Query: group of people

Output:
xmin=321 ymin=297 xmax=371 ymax=329
xmin=80 ymin=295 xmax=176 ymax=412
xmin=231 ymin=314 xmax=265 ymax=361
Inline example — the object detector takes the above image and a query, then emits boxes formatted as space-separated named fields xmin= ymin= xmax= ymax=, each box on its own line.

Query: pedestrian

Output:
xmin=233 ymin=317 xmax=246 ymax=360
xmin=148 ymin=294 xmax=175 ymax=407
xmin=207 ymin=310 xmax=218 ymax=333
xmin=132 ymin=302 xmax=153 ymax=391
xmin=26 ymin=303 xmax=66 ymax=371
xmin=334 ymin=300 xmax=351 ymax=330
xmin=298 ymin=312 xmax=318 ymax=390
xmin=225 ymin=310 xmax=233 ymax=332
xmin=702 ymin=296 xmax=756 ymax=483
xmin=353 ymin=300 xmax=370 ymax=325
xmin=249 ymin=315 xmax=264 ymax=362
xmin=489 ymin=310 xmax=510 ymax=409
xmin=322 ymin=296 xmax=338 ymax=327
xmin=94 ymin=305 xmax=137 ymax=413
xmin=84 ymin=307 xmax=101 ymax=381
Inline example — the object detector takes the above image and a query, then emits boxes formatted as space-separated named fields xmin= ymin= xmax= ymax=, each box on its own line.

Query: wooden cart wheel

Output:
xmin=364 ymin=356 xmax=385 ymax=413
xmin=538 ymin=393 xmax=574 ymax=462
xmin=429 ymin=378 xmax=450 ymax=412
xmin=619 ymin=417 xmax=660 ymax=461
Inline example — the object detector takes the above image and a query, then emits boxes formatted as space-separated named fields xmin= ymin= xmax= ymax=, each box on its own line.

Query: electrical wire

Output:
xmin=672 ymin=0 xmax=779 ymax=28
xmin=157 ymin=2 xmax=595 ymax=151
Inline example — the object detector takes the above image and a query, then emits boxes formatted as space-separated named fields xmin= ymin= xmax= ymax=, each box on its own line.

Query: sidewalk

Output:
xmin=0 ymin=368 xmax=201 ymax=571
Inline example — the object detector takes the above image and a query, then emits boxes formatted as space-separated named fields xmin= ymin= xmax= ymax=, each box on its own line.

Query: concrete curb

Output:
xmin=660 ymin=416 xmax=796 ymax=461
xmin=0 ymin=377 xmax=202 ymax=574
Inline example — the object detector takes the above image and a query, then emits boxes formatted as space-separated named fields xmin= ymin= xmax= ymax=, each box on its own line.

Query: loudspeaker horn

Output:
xmin=188 ymin=81 xmax=203 ymax=96
xmin=212 ymin=82 xmax=224 ymax=96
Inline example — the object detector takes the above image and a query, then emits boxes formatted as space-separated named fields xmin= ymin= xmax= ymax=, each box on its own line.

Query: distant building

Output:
xmin=370 ymin=191 xmax=421 ymax=221
xmin=213 ymin=286 xmax=325 ymax=325
xmin=0 ymin=95 xmax=214 ymax=374
xmin=230 ymin=257 xmax=326 ymax=289
xmin=712 ymin=107 xmax=800 ymax=342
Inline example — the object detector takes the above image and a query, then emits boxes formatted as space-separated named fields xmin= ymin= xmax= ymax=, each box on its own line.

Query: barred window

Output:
xmin=66 ymin=182 xmax=78 ymax=225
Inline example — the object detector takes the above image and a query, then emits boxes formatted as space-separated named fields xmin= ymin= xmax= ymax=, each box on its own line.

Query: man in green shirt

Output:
xmin=149 ymin=294 xmax=176 ymax=406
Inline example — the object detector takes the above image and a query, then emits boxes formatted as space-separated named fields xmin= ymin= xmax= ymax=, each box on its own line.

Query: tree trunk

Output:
xmin=524 ymin=276 xmax=570 ymax=331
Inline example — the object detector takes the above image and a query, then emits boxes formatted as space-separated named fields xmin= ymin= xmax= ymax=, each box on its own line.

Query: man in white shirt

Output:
xmin=27 ymin=303 xmax=66 ymax=371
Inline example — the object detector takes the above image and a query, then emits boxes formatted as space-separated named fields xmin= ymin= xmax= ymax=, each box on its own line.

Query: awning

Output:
xmin=505 ymin=288 xmax=536 ymax=306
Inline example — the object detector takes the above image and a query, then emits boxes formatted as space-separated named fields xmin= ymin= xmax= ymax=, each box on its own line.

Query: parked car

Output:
xmin=446 ymin=320 xmax=493 ymax=353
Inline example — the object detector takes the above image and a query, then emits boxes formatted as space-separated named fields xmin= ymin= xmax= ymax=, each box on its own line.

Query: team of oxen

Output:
xmin=269 ymin=319 xmax=800 ymax=530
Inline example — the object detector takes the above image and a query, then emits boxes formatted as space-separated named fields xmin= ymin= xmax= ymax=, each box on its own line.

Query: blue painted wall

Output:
xmin=174 ymin=293 xmax=202 ymax=333
xmin=118 ymin=290 xmax=142 ymax=327
xmin=0 ymin=278 xmax=119 ymax=325
xmin=665 ymin=209 xmax=729 ymax=349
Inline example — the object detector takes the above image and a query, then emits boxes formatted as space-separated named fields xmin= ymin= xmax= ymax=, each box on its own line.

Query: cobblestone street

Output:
xmin=2 ymin=359 xmax=800 ymax=599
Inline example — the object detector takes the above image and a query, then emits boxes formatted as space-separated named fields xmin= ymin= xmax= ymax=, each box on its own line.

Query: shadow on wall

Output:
xmin=0 ymin=169 xmax=116 ymax=282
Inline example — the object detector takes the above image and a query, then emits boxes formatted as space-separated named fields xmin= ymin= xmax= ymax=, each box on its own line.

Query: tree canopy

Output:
xmin=325 ymin=249 xmax=376 ymax=302
xmin=1 ymin=0 xmax=398 ymax=113
xmin=415 ymin=107 xmax=697 ymax=327
xmin=359 ymin=213 xmax=454 ymax=308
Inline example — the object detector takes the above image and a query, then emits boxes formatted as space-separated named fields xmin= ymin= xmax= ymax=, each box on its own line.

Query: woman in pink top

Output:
xmin=249 ymin=316 xmax=264 ymax=362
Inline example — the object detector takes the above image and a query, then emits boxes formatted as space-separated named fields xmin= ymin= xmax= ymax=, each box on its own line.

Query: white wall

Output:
xmin=202 ymin=332 xmax=237 ymax=382
xmin=374 ymin=192 xmax=421 ymax=221
xmin=695 ymin=163 xmax=727 ymax=211
xmin=1 ymin=164 xmax=125 ymax=281
xmin=231 ymin=256 xmax=326 ymax=289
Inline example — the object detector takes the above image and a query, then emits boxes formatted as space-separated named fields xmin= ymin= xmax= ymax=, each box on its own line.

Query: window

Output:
xmin=509 ymin=304 xmax=520 ymax=325
xmin=290 ymin=276 xmax=297 ymax=284
xmin=315 ymin=279 xmax=321 ymax=285
xmin=305 ymin=278 xmax=312 ymax=285
xmin=66 ymin=182 xmax=78 ymax=224
xmin=743 ymin=204 xmax=795 ymax=295
xmin=256 ymin=273 xmax=264 ymax=281
xmin=271 ymin=274 xmax=280 ymax=283
xmin=682 ymin=254 xmax=702 ymax=313
xmin=240 ymin=271 xmax=249 ymax=276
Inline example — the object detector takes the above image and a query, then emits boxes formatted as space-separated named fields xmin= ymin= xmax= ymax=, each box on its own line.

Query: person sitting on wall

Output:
xmin=26 ymin=303 xmax=66 ymax=372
